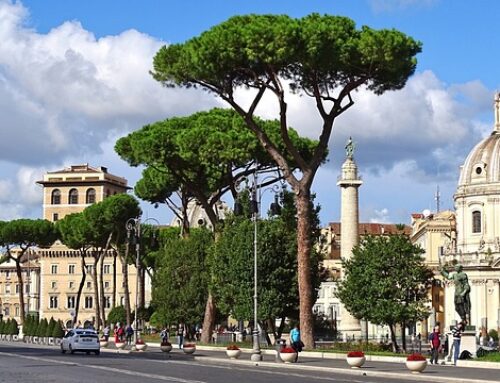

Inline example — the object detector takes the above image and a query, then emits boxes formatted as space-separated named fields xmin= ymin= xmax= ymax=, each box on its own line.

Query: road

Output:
xmin=0 ymin=343 xmax=433 ymax=383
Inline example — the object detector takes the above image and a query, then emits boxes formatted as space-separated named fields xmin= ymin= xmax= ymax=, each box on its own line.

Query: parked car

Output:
xmin=61 ymin=329 xmax=100 ymax=355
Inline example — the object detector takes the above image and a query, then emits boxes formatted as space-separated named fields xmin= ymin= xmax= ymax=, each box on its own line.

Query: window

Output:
xmin=104 ymin=281 xmax=110 ymax=289
xmin=15 ymin=284 xmax=19 ymax=294
xmin=68 ymin=264 xmax=76 ymax=274
xmin=51 ymin=281 xmax=57 ymax=289
xmin=15 ymin=305 xmax=20 ymax=317
xmin=84 ymin=296 xmax=93 ymax=309
xmin=25 ymin=284 xmax=30 ymax=293
xmin=69 ymin=281 xmax=74 ymax=289
xmin=4 ymin=305 xmax=10 ymax=316
xmin=5 ymin=271 xmax=10 ymax=279
xmin=51 ymin=189 xmax=61 ymax=205
xmin=51 ymin=265 xmax=58 ymax=274
xmin=86 ymin=265 xmax=94 ymax=274
xmin=472 ymin=211 xmax=481 ymax=233
xmin=53 ymin=213 xmax=59 ymax=221
xmin=86 ymin=188 xmax=96 ymax=204
xmin=49 ymin=296 xmax=58 ymax=309
xmin=120 ymin=296 xmax=125 ymax=306
xmin=104 ymin=296 xmax=111 ymax=309
xmin=67 ymin=296 xmax=76 ymax=309
xmin=103 ymin=264 xmax=111 ymax=274
xmin=5 ymin=284 xmax=11 ymax=294
xmin=86 ymin=281 xmax=92 ymax=289
xmin=69 ymin=188 xmax=78 ymax=204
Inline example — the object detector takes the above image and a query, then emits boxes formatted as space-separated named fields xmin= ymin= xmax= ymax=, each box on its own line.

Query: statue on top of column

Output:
xmin=345 ymin=136 xmax=355 ymax=159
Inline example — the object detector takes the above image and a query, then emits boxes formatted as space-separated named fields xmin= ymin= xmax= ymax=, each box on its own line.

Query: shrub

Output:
xmin=38 ymin=318 xmax=48 ymax=337
xmin=488 ymin=329 xmax=499 ymax=342
xmin=4 ymin=319 xmax=11 ymax=335
xmin=47 ymin=318 xmax=56 ymax=337
xmin=52 ymin=320 xmax=65 ymax=338
xmin=281 ymin=347 xmax=297 ymax=353
xmin=10 ymin=319 xmax=19 ymax=335
xmin=347 ymin=351 xmax=365 ymax=358
xmin=407 ymin=353 xmax=426 ymax=361
xmin=107 ymin=306 xmax=126 ymax=326
xmin=227 ymin=344 xmax=240 ymax=350
xmin=0 ymin=320 xmax=4 ymax=334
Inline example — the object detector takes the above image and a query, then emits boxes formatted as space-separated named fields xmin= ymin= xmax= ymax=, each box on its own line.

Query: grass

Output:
xmin=475 ymin=352 xmax=500 ymax=362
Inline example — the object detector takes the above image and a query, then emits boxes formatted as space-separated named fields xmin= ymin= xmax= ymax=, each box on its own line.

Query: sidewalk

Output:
xmin=130 ymin=341 xmax=500 ymax=383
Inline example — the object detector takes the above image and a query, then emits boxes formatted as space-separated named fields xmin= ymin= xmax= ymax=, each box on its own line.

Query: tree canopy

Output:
xmin=150 ymin=13 xmax=421 ymax=347
xmin=336 ymin=232 xmax=433 ymax=351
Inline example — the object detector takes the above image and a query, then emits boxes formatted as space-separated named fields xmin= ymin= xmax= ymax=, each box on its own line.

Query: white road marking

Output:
xmin=0 ymin=351 xmax=207 ymax=383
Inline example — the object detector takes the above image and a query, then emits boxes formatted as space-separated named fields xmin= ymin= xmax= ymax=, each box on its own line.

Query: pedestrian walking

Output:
xmin=451 ymin=322 xmax=464 ymax=365
xmin=177 ymin=322 xmax=185 ymax=349
xmin=290 ymin=324 xmax=303 ymax=363
xmin=126 ymin=324 xmax=134 ymax=345
xmin=103 ymin=324 xmax=110 ymax=341
xmin=429 ymin=323 xmax=441 ymax=365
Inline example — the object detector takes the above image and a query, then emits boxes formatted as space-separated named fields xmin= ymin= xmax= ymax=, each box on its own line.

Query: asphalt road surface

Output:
xmin=0 ymin=343 xmax=463 ymax=383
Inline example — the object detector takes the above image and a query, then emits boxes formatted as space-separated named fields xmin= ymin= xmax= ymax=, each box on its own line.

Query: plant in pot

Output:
xmin=346 ymin=350 xmax=366 ymax=368
xmin=280 ymin=346 xmax=297 ymax=363
xmin=183 ymin=343 xmax=196 ymax=354
xmin=135 ymin=338 xmax=148 ymax=351
xmin=226 ymin=344 xmax=242 ymax=359
xmin=160 ymin=340 xmax=173 ymax=353
xmin=406 ymin=353 xmax=428 ymax=373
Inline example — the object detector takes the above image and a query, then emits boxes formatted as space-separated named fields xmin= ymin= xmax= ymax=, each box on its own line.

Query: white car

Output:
xmin=61 ymin=329 xmax=100 ymax=355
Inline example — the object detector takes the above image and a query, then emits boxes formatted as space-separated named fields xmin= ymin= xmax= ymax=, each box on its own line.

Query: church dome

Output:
xmin=458 ymin=131 xmax=500 ymax=186
xmin=457 ymin=93 xmax=500 ymax=187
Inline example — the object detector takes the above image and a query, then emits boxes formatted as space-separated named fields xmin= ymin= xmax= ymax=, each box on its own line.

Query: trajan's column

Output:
xmin=337 ymin=137 xmax=362 ymax=338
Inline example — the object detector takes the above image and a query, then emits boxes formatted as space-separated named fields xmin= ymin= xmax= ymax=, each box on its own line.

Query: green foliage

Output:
xmin=24 ymin=315 xmax=35 ymax=336
xmin=489 ymin=329 xmax=499 ymax=342
xmin=52 ymin=320 xmax=65 ymax=338
xmin=1 ymin=219 xmax=57 ymax=249
xmin=0 ymin=320 xmax=4 ymax=334
xmin=107 ymin=306 xmax=127 ymax=326
xmin=47 ymin=317 xmax=56 ymax=337
xmin=37 ymin=318 xmax=48 ymax=337
xmin=152 ymin=14 xmax=421 ymax=97
xmin=152 ymin=228 xmax=213 ymax=326
xmin=3 ymin=319 xmax=11 ymax=335
xmin=210 ymin=191 xmax=323 ymax=322
xmin=337 ymin=234 xmax=432 ymax=331
xmin=9 ymin=319 xmax=19 ymax=335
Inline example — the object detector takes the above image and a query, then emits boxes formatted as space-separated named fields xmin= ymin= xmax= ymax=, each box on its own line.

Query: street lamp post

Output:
xmin=126 ymin=216 xmax=160 ymax=351
xmin=235 ymin=169 xmax=283 ymax=362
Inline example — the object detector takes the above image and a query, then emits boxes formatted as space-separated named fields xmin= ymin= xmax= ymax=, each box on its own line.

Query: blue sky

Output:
xmin=1 ymin=0 xmax=500 ymax=226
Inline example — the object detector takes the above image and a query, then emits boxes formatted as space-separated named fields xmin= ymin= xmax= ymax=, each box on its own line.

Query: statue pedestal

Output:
xmin=446 ymin=330 xmax=477 ymax=362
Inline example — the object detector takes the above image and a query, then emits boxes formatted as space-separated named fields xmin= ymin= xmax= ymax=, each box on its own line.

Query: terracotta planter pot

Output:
xmin=406 ymin=360 xmax=427 ymax=373
xmin=100 ymin=340 xmax=108 ymax=348
xmin=136 ymin=343 xmax=147 ymax=351
xmin=160 ymin=344 xmax=173 ymax=353
xmin=183 ymin=346 xmax=196 ymax=354
xmin=280 ymin=352 xmax=297 ymax=363
xmin=226 ymin=349 xmax=242 ymax=359
xmin=346 ymin=356 xmax=365 ymax=368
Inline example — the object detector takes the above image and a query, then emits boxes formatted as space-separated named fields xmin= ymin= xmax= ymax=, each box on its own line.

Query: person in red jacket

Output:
xmin=429 ymin=323 xmax=441 ymax=365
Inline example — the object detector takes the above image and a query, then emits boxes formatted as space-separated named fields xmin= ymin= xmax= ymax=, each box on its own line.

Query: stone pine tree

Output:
xmin=336 ymin=232 xmax=433 ymax=352
xmin=0 ymin=219 xmax=57 ymax=324
xmin=115 ymin=108 xmax=317 ymax=343
xmin=151 ymin=14 xmax=421 ymax=347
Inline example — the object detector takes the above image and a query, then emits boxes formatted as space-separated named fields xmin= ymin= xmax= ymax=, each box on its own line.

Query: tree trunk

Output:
xmin=401 ymin=321 xmax=407 ymax=353
xmin=200 ymin=293 xmax=215 ymax=343
xmin=389 ymin=323 xmax=399 ymax=353
xmin=112 ymin=251 xmax=117 ymax=308
xmin=121 ymin=242 xmax=132 ymax=326
xmin=138 ymin=264 xmax=145 ymax=309
xmin=295 ymin=188 xmax=314 ymax=349
xmin=74 ymin=256 xmax=87 ymax=327
xmin=277 ymin=316 xmax=286 ymax=339
xmin=92 ymin=254 xmax=102 ymax=329
xmin=15 ymin=259 xmax=25 ymax=325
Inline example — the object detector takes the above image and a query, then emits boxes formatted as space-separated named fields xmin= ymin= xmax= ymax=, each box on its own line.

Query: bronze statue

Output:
xmin=345 ymin=136 xmax=355 ymax=159
xmin=440 ymin=264 xmax=471 ymax=324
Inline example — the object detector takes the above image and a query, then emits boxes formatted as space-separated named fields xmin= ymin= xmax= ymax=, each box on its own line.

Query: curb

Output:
xmin=191 ymin=355 xmax=500 ymax=383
